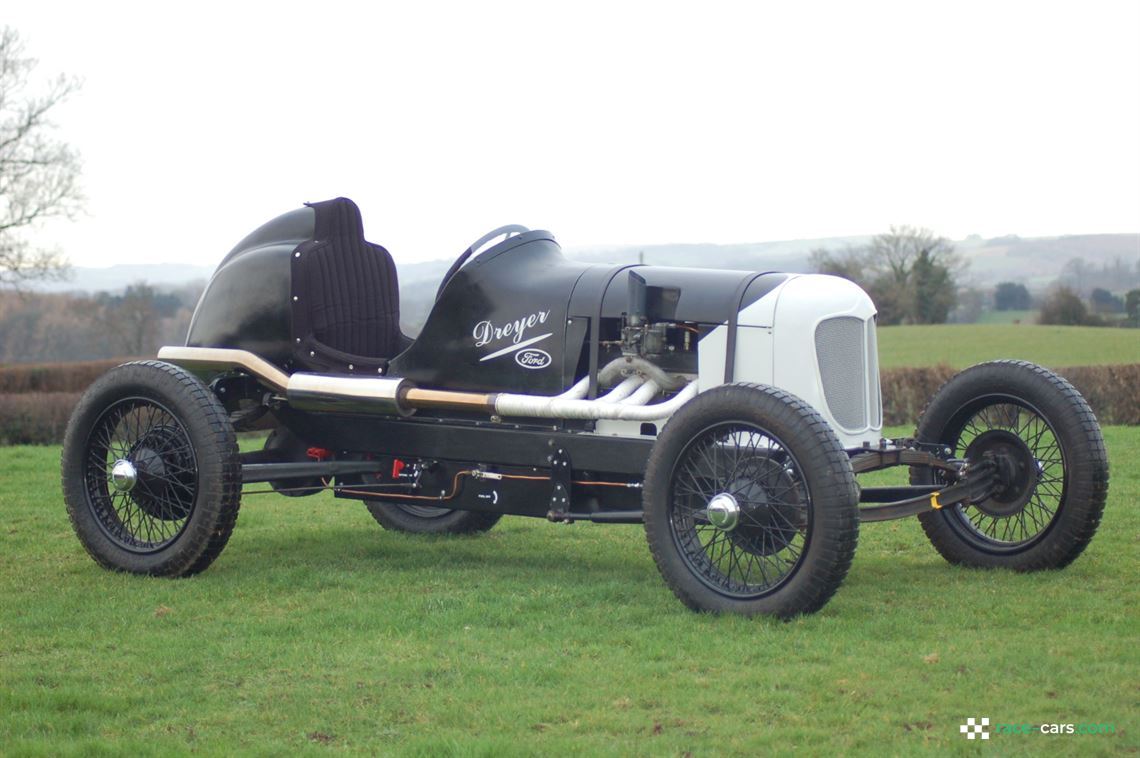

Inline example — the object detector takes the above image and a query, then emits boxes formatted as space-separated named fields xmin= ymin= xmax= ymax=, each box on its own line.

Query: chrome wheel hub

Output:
xmin=707 ymin=492 xmax=740 ymax=531
xmin=110 ymin=459 xmax=138 ymax=492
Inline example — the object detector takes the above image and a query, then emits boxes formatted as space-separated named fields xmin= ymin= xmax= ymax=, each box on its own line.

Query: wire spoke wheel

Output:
xmin=670 ymin=423 xmax=810 ymax=598
xmin=643 ymin=384 xmax=858 ymax=617
xmin=62 ymin=361 xmax=241 ymax=576
xmin=942 ymin=400 xmax=1063 ymax=550
xmin=913 ymin=361 xmax=1108 ymax=570
xmin=84 ymin=398 xmax=198 ymax=552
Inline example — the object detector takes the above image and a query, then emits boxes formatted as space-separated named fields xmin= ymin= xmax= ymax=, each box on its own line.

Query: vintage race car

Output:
xmin=60 ymin=198 xmax=1110 ymax=617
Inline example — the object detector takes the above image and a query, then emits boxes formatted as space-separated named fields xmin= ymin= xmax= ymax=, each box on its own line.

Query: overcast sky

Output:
xmin=6 ymin=0 xmax=1140 ymax=270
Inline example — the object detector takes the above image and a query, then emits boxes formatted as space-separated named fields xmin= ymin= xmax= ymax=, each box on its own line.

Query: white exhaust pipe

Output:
xmin=492 ymin=380 xmax=695 ymax=421
xmin=598 ymin=376 xmax=644 ymax=403
xmin=157 ymin=346 xmax=695 ymax=422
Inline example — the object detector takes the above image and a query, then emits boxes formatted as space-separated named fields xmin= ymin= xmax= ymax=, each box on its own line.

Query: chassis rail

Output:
xmin=236 ymin=447 xmax=1002 ymax=524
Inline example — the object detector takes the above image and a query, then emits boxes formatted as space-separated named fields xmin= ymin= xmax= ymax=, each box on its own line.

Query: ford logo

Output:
xmin=515 ymin=349 xmax=552 ymax=370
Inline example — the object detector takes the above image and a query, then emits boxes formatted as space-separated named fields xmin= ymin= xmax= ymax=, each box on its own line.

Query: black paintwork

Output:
xmin=598 ymin=266 xmax=776 ymax=322
xmin=177 ymin=202 xmax=975 ymax=526
xmin=389 ymin=232 xmax=592 ymax=393
xmin=330 ymin=455 xmax=642 ymax=519
xmin=274 ymin=407 xmax=648 ymax=518
xmin=241 ymin=459 xmax=387 ymax=483
xmin=274 ymin=408 xmax=654 ymax=475
xmin=392 ymin=234 xmax=784 ymax=393
xmin=185 ymin=202 xmax=783 ymax=393
xmin=186 ymin=207 xmax=314 ymax=367
xmin=743 ymin=272 xmax=792 ymax=311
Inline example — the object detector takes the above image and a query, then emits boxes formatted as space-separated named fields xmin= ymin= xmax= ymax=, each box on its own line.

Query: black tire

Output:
xmin=264 ymin=426 xmax=324 ymax=497
xmin=364 ymin=501 xmax=502 ymax=535
xmin=912 ymin=360 xmax=1108 ymax=570
xmin=643 ymin=383 xmax=859 ymax=617
xmin=61 ymin=360 xmax=241 ymax=576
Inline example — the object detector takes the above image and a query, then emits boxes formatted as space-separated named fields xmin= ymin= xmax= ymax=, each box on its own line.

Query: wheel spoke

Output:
xmin=945 ymin=398 xmax=1067 ymax=549
xmin=668 ymin=421 xmax=811 ymax=598
xmin=82 ymin=398 xmax=198 ymax=552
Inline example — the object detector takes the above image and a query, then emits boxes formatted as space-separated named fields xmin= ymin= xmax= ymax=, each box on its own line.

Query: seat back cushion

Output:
xmin=291 ymin=197 xmax=402 ymax=369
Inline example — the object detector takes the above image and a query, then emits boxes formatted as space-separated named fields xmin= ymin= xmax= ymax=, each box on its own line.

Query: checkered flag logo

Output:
xmin=960 ymin=717 xmax=990 ymax=740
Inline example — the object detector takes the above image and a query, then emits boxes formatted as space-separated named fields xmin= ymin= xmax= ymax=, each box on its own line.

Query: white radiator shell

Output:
xmin=697 ymin=274 xmax=882 ymax=450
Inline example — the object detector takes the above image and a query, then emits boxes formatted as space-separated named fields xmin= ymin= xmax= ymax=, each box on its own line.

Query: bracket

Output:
xmin=548 ymin=445 xmax=573 ymax=513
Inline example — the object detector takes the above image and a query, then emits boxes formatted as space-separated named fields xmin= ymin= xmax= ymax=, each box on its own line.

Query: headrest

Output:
xmin=305 ymin=197 xmax=365 ymax=241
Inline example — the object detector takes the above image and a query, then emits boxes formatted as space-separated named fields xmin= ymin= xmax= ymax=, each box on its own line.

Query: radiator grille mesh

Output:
xmin=814 ymin=316 xmax=867 ymax=430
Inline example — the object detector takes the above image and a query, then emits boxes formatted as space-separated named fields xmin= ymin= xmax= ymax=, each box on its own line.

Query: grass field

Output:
xmin=876 ymin=324 xmax=1140 ymax=369
xmin=2 ymin=429 xmax=1137 ymax=755
xmin=975 ymin=310 xmax=1037 ymax=325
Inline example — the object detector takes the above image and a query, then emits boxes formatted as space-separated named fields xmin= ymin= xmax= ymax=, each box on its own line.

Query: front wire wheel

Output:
xmin=913 ymin=361 xmax=1108 ymax=569
xmin=669 ymin=422 xmax=810 ymax=598
xmin=942 ymin=400 xmax=1061 ymax=548
xmin=644 ymin=384 xmax=859 ymax=617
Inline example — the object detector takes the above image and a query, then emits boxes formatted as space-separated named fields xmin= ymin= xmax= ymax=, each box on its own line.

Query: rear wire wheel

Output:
xmin=644 ymin=384 xmax=859 ymax=617
xmin=912 ymin=360 xmax=1108 ymax=569
xmin=364 ymin=501 xmax=502 ymax=535
xmin=61 ymin=361 xmax=241 ymax=576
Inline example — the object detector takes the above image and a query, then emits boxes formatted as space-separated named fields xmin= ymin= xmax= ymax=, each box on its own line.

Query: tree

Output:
xmin=1058 ymin=258 xmax=1091 ymax=296
xmin=909 ymin=248 xmax=956 ymax=323
xmin=994 ymin=281 xmax=1031 ymax=311
xmin=0 ymin=27 xmax=82 ymax=286
xmin=809 ymin=226 xmax=961 ymax=325
xmin=952 ymin=287 xmax=988 ymax=324
xmin=1089 ymin=287 xmax=1123 ymax=314
xmin=98 ymin=283 xmax=159 ymax=355
xmin=1126 ymin=289 xmax=1140 ymax=321
xmin=1038 ymin=287 xmax=1100 ymax=326
xmin=809 ymin=246 xmax=866 ymax=282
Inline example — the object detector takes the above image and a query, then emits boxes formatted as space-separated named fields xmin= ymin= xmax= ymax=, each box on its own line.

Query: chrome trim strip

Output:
xmin=157 ymin=346 xmax=290 ymax=392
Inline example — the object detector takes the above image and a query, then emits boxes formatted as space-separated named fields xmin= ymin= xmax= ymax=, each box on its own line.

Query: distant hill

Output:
xmin=399 ymin=232 xmax=1138 ymax=329
xmin=28 ymin=263 xmax=214 ymax=294
xmin=573 ymin=233 xmax=1139 ymax=288
xmin=953 ymin=233 xmax=1139 ymax=289
xmin=8 ymin=232 xmax=1132 ymax=363
xmin=21 ymin=233 xmax=1139 ymax=329
xmin=568 ymin=235 xmax=874 ymax=272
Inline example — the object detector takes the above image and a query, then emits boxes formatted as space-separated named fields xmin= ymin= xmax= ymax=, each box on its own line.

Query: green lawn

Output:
xmin=877 ymin=324 xmax=1140 ymax=369
xmin=975 ymin=310 xmax=1037 ymax=325
xmin=2 ymin=431 xmax=1137 ymax=756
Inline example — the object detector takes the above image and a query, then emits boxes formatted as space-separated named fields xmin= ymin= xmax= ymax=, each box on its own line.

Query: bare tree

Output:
xmin=98 ymin=283 xmax=160 ymax=356
xmin=0 ymin=26 xmax=82 ymax=286
xmin=808 ymin=245 xmax=866 ymax=282
xmin=810 ymin=226 xmax=962 ymax=324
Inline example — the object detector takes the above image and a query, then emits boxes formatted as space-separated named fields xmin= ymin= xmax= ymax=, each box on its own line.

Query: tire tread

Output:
xmin=365 ymin=501 xmax=503 ymax=535
xmin=913 ymin=360 xmax=1108 ymax=570
xmin=643 ymin=383 xmax=859 ymax=617
xmin=61 ymin=360 xmax=241 ymax=577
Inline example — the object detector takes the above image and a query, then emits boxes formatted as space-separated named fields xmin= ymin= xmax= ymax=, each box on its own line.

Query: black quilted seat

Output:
xmin=290 ymin=197 xmax=409 ymax=374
